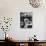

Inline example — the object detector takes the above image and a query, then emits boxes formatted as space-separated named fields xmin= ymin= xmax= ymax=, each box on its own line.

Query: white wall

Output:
xmin=0 ymin=0 xmax=46 ymax=40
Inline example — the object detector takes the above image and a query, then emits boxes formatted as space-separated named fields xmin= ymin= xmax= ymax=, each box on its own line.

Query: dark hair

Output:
xmin=34 ymin=35 xmax=36 ymax=37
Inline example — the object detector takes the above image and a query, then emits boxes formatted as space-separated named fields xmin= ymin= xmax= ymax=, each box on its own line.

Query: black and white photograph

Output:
xmin=20 ymin=12 xmax=32 ymax=28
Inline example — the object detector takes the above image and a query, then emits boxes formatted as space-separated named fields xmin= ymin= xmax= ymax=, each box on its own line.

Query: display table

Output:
xmin=5 ymin=39 xmax=46 ymax=46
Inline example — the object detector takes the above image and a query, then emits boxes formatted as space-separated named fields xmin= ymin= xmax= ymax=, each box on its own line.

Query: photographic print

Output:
xmin=20 ymin=12 xmax=32 ymax=28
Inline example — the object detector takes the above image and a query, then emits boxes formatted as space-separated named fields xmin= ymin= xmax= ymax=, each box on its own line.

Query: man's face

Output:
xmin=24 ymin=18 xmax=29 ymax=24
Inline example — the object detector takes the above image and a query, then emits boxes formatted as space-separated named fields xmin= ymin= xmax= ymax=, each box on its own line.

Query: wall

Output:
xmin=0 ymin=0 xmax=46 ymax=40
